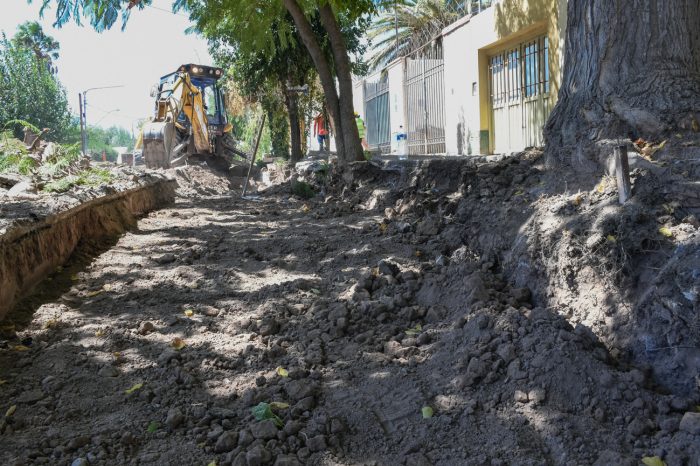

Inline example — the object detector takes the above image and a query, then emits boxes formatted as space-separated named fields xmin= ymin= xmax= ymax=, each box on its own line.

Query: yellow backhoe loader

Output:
xmin=135 ymin=64 xmax=246 ymax=170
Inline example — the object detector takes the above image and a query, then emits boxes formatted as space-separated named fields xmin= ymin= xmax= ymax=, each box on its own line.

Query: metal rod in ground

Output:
xmin=242 ymin=113 xmax=267 ymax=198
xmin=614 ymin=145 xmax=632 ymax=204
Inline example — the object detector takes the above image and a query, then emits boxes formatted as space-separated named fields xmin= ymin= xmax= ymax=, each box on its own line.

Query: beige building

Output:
xmin=353 ymin=0 xmax=568 ymax=156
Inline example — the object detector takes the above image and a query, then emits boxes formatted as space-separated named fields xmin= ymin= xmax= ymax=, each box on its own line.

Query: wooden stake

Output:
xmin=242 ymin=113 xmax=266 ymax=198
xmin=614 ymin=145 xmax=632 ymax=204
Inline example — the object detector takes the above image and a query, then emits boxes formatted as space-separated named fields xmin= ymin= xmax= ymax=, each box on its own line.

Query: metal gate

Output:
xmin=405 ymin=40 xmax=446 ymax=155
xmin=489 ymin=35 xmax=551 ymax=153
xmin=364 ymin=74 xmax=391 ymax=153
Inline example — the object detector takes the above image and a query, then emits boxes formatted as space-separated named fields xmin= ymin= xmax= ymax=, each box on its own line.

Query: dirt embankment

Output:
xmin=0 ymin=174 xmax=176 ymax=319
xmin=332 ymin=152 xmax=700 ymax=397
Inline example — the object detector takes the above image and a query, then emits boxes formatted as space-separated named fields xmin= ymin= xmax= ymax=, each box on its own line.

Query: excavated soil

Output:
xmin=1 ymin=158 xmax=699 ymax=466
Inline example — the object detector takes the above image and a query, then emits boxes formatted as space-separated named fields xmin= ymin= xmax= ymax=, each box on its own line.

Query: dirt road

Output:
xmin=1 ymin=165 xmax=699 ymax=466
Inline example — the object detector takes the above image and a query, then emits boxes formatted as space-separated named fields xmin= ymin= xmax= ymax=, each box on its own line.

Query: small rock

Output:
xmin=284 ymin=380 xmax=319 ymax=401
xmin=238 ymin=429 xmax=254 ymax=447
xmin=137 ymin=321 xmax=155 ymax=335
xmin=214 ymin=431 xmax=237 ymax=453
xmin=679 ymin=412 xmax=700 ymax=435
xmin=514 ymin=390 xmax=529 ymax=403
xmin=17 ymin=389 xmax=44 ymax=404
xmin=71 ymin=458 xmax=89 ymax=466
xmin=165 ymin=408 xmax=184 ymax=430
xmin=154 ymin=253 xmax=176 ymax=265
xmin=628 ymin=417 xmax=653 ymax=436
xmin=528 ymin=388 xmax=546 ymax=405
xmin=306 ymin=434 xmax=327 ymax=452
xmin=66 ymin=436 xmax=90 ymax=451
xmin=251 ymin=420 xmax=278 ymax=440
xmin=157 ymin=349 xmax=180 ymax=365
xmin=274 ymin=456 xmax=301 ymax=466
xmin=378 ymin=259 xmax=400 ymax=277
xmin=329 ymin=418 xmax=347 ymax=434
xmin=396 ymin=222 xmax=412 ymax=234
xmin=246 ymin=445 xmax=272 ymax=466
xmin=416 ymin=332 xmax=431 ymax=346
xmin=98 ymin=365 xmax=118 ymax=378
xmin=259 ymin=319 xmax=280 ymax=336
xmin=284 ymin=420 xmax=302 ymax=435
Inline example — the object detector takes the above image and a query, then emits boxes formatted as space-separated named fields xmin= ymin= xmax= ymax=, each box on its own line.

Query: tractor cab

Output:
xmin=156 ymin=63 xmax=229 ymax=136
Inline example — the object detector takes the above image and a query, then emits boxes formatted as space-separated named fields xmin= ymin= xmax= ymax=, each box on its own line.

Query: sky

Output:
xmin=0 ymin=0 xmax=212 ymax=131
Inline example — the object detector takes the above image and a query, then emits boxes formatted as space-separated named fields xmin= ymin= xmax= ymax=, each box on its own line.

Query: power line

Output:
xmin=144 ymin=4 xmax=189 ymax=18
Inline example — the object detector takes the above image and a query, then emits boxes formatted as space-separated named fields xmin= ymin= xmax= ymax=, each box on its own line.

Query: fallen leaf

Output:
xmin=207 ymin=461 xmax=217 ymax=466
xmin=642 ymin=456 xmax=666 ymax=466
xmin=5 ymin=405 xmax=16 ymax=417
xmin=379 ymin=223 xmax=388 ymax=234
xmin=405 ymin=324 xmax=423 ymax=336
xmin=95 ymin=329 xmax=105 ymax=337
xmin=146 ymin=420 xmax=160 ymax=433
xmin=301 ymin=204 xmax=310 ymax=213
xmin=421 ymin=406 xmax=433 ymax=419
xmin=0 ymin=379 xmax=6 ymax=385
xmin=692 ymin=117 xmax=699 ymax=133
xmin=86 ymin=290 xmax=103 ymax=298
xmin=276 ymin=367 xmax=289 ymax=378
xmin=659 ymin=227 xmax=673 ymax=238
xmin=70 ymin=274 xmax=79 ymax=281
xmin=13 ymin=345 xmax=30 ymax=352
xmin=309 ymin=288 xmax=321 ymax=295
xmin=171 ymin=337 xmax=187 ymax=350
xmin=415 ymin=250 xmax=422 ymax=258
xmin=269 ymin=402 xmax=290 ymax=410
xmin=606 ymin=235 xmax=617 ymax=243
xmin=184 ymin=309 xmax=195 ymax=317
xmin=596 ymin=181 xmax=606 ymax=194
xmin=44 ymin=319 xmax=59 ymax=329
xmin=125 ymin=383 xmax=143 ymax=395
xmin=103 ymin=284 xmax=113 ymax=292
xmin=572 ymin=195 xmax=582 ymax=206
xmin=252 ymin=402 xmax=283 ymax=427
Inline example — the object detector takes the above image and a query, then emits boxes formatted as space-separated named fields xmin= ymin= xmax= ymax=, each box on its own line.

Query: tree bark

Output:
xmin=285 ymin=90 xmax=303 ymax=162
xmin=544 ymin=0 xmax=700 ymax=169
xmin=318 ymin=3 xmax=365 ymax=162
xmin=282 ymin=0 xmax=346 ymax=163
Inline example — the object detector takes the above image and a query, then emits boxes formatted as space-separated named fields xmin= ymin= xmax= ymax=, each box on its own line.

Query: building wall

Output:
xmin=443 ymin=0 xmax=566 ymax=155
xmin=386 ymin=59 xmax=406 ymax=155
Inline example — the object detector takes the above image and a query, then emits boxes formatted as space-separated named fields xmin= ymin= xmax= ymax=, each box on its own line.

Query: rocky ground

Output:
xmin=1 ymin=157 xmax=699 ymax=466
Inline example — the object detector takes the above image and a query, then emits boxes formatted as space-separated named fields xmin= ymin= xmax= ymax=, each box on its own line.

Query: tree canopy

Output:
xmin=0 ymin=28 xmax=72 ymax=140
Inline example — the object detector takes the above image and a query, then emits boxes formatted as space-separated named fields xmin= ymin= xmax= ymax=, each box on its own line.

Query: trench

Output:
xmin=0 ymin=179 xmax=176 ymax=321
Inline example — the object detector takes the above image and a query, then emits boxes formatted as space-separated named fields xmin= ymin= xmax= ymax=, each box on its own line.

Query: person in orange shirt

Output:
xmin=313 ymin=113 xmax=329 ymax=152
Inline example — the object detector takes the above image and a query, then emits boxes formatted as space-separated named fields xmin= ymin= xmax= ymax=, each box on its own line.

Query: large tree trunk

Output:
xmin=544 ymin=0 xmax=700 ymax=169
xmin=318 ymin=3 xmax=365 ymax=162
xmin=282 ymin=0 xmax=346 ymax=164
xmin=285 ymin=90 xmax=303 ymax=163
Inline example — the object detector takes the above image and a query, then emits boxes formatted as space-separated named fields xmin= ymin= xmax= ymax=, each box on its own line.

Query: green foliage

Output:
xmin=42 ymin=167 xmax=114 ymax=192
xmin=368 ymin=0 xmax=462 ymax=70
xmin=0 ymin=30 xmax=72 ymax=140
xmin=37 ymin=142 xmax=82 ymax=178
xmin=0 ymin=131 xmax=35 ymax=174
xmin=251 ymin=402 xmax=283 ymax=428
xmin=13 ymin=21 xmax=60 ymax=72
xmin=291 ymin=179 xmax=316 ymax=199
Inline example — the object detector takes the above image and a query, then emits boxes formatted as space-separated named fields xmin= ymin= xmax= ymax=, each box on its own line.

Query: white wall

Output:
xmin=386 ymin=59 xmax=406 ymax=155
xmin=442 ymin=9 xmax=497 ymax=155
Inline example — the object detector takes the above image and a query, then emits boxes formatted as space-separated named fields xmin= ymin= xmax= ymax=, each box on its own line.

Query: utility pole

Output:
xmin=79 ymin=93 xmax=87 ymax=155
xmin=79 ymin=85 xmax=124 ymax=156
